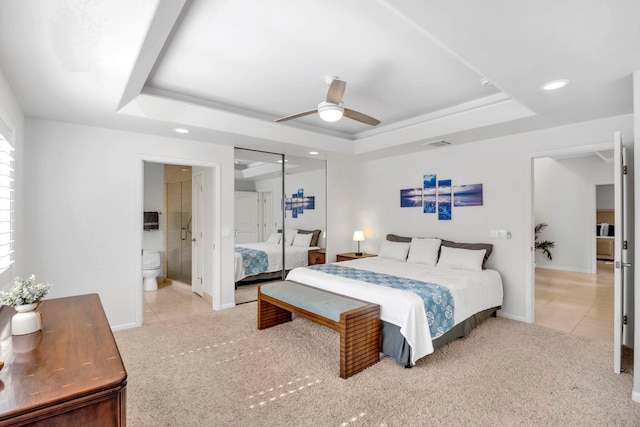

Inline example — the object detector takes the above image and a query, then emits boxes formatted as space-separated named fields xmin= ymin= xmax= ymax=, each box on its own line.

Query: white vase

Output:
xmin=11 ymin=303 xmax=42 ymax=335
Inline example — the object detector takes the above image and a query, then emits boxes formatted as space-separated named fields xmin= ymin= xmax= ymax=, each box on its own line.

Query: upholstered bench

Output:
xmin=257 ymin=281 xmax=380 ymax=378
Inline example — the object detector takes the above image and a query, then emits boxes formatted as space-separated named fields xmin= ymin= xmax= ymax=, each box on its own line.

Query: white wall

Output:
xmin=597 ymin=184 xmax=615 ymax=209
xmin=143 ymin=162 xmax=164 ymax=276
xmin=234 ymin=180 xmax=255 ymax=192
xmin=326 ymin=159 xmax=355 ymax=261
xmin=534 ymin=156 xmax=613 ymax=272
xmin=351 ymin=114 xmax=634 ymax=322
xmin=23 ymin=119 xmax=235 ymax=328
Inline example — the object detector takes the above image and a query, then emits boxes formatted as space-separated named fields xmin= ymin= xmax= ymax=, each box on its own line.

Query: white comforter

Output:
xmin=234 ymin=243 xmax=319 ymax=282
xmin=286 ymin=257 xmax=503 ymax=365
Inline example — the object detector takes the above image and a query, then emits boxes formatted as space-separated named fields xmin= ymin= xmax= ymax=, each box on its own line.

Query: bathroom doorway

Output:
xmin=164 ymin=164 xmax=192 ymax=285
xmin=140 ymin=157 xmax=221 ymax=325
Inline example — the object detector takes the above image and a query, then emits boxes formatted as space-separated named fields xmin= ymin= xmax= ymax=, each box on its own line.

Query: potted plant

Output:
xmin=0 ymin=275 xmax=51 ymax=335
xmin=534 ymin=223 xmax=555 ymax=261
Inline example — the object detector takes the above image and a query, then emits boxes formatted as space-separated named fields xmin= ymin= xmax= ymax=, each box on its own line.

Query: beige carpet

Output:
xmin=114 ymin=303 xmax=640 ymax=426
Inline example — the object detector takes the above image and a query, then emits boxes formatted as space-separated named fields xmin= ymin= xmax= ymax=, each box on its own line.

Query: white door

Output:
xmin=613 ymin=131 xmax=630 ymax=374
xmin=235 ymin=191 xmax=259 ymax=244
xmin=260 ymin=190 xmax=273 ymax=241
xmin=191 ymin=172 xmax=203 ymax=296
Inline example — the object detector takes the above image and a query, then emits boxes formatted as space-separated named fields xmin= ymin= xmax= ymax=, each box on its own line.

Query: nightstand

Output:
xmin=308 ymin=248 xmax=326 ymax=265
xmin=336 ymin=252 xmax=377 ymax=262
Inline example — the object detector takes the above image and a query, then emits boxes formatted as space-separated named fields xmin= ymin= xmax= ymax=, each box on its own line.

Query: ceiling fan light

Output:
xmin=318 ymin=101 xmax=344 ymax=122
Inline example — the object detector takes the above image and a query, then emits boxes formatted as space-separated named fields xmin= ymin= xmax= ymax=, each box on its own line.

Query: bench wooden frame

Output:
xmin=257 ymin=281 xmax=380 ymax=379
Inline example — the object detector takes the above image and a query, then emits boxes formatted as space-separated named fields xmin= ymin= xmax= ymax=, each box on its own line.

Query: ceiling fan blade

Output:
xmin=275 ymin=109 xmax=317 ymax=122
xmin=343 ymin=108 xmax=381 ymax=126
xmin=326 ymin=79 xmax=346 ymax=104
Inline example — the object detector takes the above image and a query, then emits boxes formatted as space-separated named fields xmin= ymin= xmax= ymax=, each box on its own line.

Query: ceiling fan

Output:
xmin=275 ymin=77 xmax=381 ymax=126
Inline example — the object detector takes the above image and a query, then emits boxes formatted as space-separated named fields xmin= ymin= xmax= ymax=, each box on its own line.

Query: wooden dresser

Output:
xmin=0 ymin=294 xmax=127 ymax=426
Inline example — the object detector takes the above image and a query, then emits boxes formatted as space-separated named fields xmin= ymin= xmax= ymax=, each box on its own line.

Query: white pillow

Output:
xmin=292 ymin=232 xmax=313 ymax=247
xmin=267 ymin=232 xmax=281 ymax=244
xmin=436 ymin=246 xmax=486 ymax=271
xmin=407 ymin=238 xmax=441 ymax=266
xmin=377 ymin=240 xmax=411 ymax=262
xmin=284 ymin=229 xmax=298 ymax=246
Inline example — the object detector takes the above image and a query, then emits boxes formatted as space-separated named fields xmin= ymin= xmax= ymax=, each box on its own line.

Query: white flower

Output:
xmin=0 ymin=275 xmax=52 ymax=307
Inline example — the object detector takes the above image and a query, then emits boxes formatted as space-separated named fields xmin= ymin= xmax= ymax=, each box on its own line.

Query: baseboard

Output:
xmin=632 ymin=388 xmax=640 ymax=403
xmin=220 ymin=302 xmax=235 ymax=310
xmin=496 ymin=311 xmax=525 ymax=323
xmin=111 ymin=321 xmax=138 ymax=331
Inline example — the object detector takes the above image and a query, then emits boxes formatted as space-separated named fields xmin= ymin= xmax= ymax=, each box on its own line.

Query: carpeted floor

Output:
xmin=114 ymin=302 xmax=640 ymax=426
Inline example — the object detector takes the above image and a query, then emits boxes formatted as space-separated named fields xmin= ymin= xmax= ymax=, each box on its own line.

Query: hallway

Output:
xmin=534 ymin=261 xmax=614 ymax=341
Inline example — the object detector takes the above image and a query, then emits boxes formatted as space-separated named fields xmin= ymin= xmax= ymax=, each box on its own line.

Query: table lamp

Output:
xmin=353 ymin=231 xmax=365 ymax=256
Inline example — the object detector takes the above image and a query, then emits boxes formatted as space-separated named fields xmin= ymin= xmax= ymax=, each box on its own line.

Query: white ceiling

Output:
xmin=0 ymin=0 xmax=639 ymax=159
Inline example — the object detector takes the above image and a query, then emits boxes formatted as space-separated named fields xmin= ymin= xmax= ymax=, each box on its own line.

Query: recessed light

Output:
xmin=541 ymin=79 xmax=569 ymax=91
xmin=309 ymin=151 xmax=319 ymax=155
xmin=277 ymin=159 xmax=288 ymax=163
xmin=174 ymin=128 xmax=190 ymax=134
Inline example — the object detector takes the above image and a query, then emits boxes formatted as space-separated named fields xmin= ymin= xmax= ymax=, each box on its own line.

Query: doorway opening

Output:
xmin=533 ymin=153 xmax=614 ymax=340
xmin=533 ymin=149 xmax=614 ymax=343
xmin=527 ymin=138 xmax=633 ymax=374
xmin=139 ymin=158 xmax=220 ymax=326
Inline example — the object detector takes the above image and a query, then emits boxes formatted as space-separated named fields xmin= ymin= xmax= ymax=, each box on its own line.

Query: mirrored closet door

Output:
xmin=234 ymin=148 xmax=285 ymax=284
xmin=233 ymin=149 xmax=326 ymax=288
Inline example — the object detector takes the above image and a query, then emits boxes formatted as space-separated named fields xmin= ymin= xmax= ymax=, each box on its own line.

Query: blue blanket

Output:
xmin=307 ymin=264 xmax=454 ymax=338
xmin=235 ymin=246 xmax=269 ymax=276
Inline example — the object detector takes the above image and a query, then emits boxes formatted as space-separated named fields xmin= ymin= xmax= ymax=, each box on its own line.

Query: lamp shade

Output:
xmin=352 ymin=231 xmax=365 ymax=242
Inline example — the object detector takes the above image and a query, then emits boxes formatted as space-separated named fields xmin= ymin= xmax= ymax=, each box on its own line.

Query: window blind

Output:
xmin=0 ymin=136 xmax=14 ymax=273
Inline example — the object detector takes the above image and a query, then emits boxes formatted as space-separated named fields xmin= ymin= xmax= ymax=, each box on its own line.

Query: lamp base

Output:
xmin=355 ymin=252 xmax=363 ymax=257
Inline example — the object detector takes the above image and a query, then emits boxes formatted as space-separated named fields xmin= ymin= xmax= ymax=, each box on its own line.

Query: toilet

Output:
xmin=142 ymin=250 xmax=161 ymax=291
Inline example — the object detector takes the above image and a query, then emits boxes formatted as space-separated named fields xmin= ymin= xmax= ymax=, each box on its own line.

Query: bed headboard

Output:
xmin=386 ymin=233 xmax=412 ymax=243
xmin=298 ymin=229 xmax=322 ymax=246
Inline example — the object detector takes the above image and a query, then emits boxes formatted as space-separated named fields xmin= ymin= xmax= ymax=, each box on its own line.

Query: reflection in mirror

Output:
xmin=281 ymin=155 xmax=327 ymax=267
xmin=234 ymin=149 xmax=285 ymax=296
xmin=233 ymin=149 xmax=327 ymax=304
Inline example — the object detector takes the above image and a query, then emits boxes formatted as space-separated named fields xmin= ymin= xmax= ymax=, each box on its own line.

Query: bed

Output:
xmin=235 ymin=229 xmax=321 ymax=283
xmin=286 ymin=234 xmax=503 ymax=366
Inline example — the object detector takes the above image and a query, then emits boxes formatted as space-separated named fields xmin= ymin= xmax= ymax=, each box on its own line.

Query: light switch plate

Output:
xmin=490 ymin=230 xmax=511 ymax=239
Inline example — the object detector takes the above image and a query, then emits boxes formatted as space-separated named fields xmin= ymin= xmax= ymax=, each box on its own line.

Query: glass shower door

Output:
xmin=166 ymin=170 xmax=192 ymax=284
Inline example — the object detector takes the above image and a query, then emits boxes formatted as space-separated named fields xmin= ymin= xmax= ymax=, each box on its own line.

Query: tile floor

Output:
xmin=535 ymin=261 xmax=614 ymax=342
xmin=143 ymin=281 xmax=211 ymax=324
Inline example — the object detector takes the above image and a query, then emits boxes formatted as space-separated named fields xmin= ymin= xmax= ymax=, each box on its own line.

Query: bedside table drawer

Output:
xmin=308 ymin=249 xmax=326 ymax=265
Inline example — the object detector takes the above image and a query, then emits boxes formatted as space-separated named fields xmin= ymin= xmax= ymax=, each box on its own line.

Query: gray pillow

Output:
xmin=298 ymin=229 xmax=321 ymax=247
